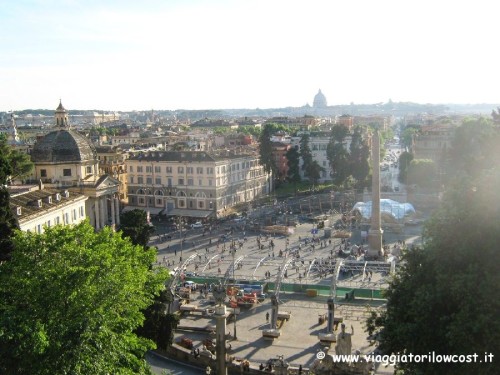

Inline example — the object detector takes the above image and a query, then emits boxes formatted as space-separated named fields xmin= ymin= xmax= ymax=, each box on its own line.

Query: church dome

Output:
xmin=31 ymin=129 xmax=97 ymax=163
xmin=313 ymin=89 xmax=327 ymax=108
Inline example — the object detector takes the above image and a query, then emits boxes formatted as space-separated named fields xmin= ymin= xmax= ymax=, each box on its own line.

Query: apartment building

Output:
xmin=126 ymin=151 xmax=271 ymax=218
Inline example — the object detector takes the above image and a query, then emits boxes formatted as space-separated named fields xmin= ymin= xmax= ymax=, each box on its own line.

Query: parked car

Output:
xmin=191 ymin=222 xmax=203 ymax=229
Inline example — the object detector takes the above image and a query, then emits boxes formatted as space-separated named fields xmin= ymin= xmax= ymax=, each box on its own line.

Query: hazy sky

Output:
xmin=1 ymin=0 xmax=498 ymax=111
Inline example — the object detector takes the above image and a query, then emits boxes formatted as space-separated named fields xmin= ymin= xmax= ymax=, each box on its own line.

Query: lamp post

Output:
xmin=179 ymin=215 xmax=183 ymax=262
xmin=232 ymin=247 xmax=238 ymax=340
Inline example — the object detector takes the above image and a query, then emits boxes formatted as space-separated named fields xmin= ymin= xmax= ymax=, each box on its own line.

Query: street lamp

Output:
xmin=179 ymin=215 xmax=183 ymax=262
xmin=232 ymin=247 xmax=238 ymax=340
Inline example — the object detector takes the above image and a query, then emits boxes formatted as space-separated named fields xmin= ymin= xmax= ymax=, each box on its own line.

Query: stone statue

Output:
xmin=335 ymin=323 xmax=354 ymax=356
xmin=211 ymin=281 xmax=226 ymax=306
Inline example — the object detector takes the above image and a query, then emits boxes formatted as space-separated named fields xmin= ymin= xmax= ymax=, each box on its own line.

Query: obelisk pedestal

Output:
xmin=215 ymin=305 xmax=228 ymax=375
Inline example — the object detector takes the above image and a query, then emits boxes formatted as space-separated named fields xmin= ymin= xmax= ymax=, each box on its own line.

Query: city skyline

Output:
xmin=1 ymin=0 xmax=498 ymax=112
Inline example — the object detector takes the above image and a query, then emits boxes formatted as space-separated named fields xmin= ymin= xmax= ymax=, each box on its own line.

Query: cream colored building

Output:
xmin=126 ymin=150 xmax=271 ymax=218
xmin=30 ymin=101 xmax=121 ymax=230
xmin=9 ymin=186 xmax=88 ymax=233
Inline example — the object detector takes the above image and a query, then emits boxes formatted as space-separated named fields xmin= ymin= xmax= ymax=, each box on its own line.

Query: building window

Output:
xmin=79 ymin=206 xmax=84 ymax=217
xmin=189 ymin=200 xmax=193 ymax=208
xmin=197 ymin=167 xmax=203 ymax=174
xmin=137 ymin=166 xmax=143 ymax=172
xmin=179 ymin=200 xmax=185 ymax=207
xmin=188 ymin=179 xmax=193 ymax=186
xmin=129 ymin=166 xmax=133 ymax=172
xmin=155 ymin=177 xmax=161 ymax=184
xmin=86 ymin=166 xmax=92 ymax=174
xmin=154 ymin=166 xmax=161 ymax=173
xmin=156 ymin=198 xmax=162 ymax=205
xmin=166 ymin=166 xmax=172 ymax=173
xmin=178 ymin=166 xmax=184 ymax=173
xmin=199 ymin=201 xmax=204 ymax=208
xmin=41 ymin=169 xmax=47 ymax=177
xmin=146 ymin=177 xmax=152 ymax=184
xmin=178 ymin=178 xmax=184 ymax=185
xmin=146 ymin=166 xmax=152 ymax=173
xmin=55 ymin=216 xmax=60 ymax=225
xmin=139 ymin=197 xmax=144 ymax=204
xmin=168 ymin=178 xmax=172 ymax=187
xmin=63 ymin=169 xmax=71 ymax=177
xmin=130 ymin=176 xmax=134 ymax=183
xmin=187 ymin=167 xmax=193 ymax=174
xmin=208 ymin=179 xmax=213 ymax=186
xmin=199 ymin=179 xmax=202 ymax=186
xmin=137 ymin=176 xmax=143 ymax=184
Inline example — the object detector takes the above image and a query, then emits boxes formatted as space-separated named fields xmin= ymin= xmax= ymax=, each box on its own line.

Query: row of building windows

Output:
xmin=28 ymin=206 xmax=85 ymax=233
xmin=40 ymin=167 xmax=93 ymax=178
xmin=130 ymin=176 xmax=214 ymax=186
xmin=128 ymin=161 xmax=260 ymax=175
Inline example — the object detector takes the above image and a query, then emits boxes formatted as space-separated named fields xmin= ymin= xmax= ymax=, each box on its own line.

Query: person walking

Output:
xmin=266 ymin=311 xmax=270 ymax=323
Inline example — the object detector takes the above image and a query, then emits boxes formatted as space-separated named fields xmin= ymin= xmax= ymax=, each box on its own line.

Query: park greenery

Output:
xmin=0 ymin=221 xmax=169 ymax=375
xmin=119 ymin=209 xmax=156 ymax=249
xmin=119 ymin=209 xmax=180 ymax=352
xmin=0 ymin=134 xmax=34 ymax=262
xmin=368 ymin=116 xmax=500 ymax=375
xmin=367 ymin=169 xmax=500 ymax=375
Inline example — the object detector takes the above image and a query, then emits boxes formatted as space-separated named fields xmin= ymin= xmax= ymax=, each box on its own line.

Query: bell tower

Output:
xmin=55 ymin=99 xmax=69 ymax=128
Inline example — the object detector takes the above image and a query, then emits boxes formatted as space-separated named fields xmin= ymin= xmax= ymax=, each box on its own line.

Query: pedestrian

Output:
xmin=266 ymin=312 xmax=270 ymax=323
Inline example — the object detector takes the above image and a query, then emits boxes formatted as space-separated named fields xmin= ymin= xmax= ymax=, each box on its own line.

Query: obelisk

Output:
xmin=367 ymin=130 xmax=383 ymax=258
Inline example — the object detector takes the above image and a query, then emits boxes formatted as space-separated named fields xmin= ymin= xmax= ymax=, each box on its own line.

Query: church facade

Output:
xmin=30 ymin=101 xmax=121 ymax=230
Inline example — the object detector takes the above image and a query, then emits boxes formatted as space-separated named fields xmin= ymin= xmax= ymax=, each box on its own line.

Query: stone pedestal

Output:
xmin=215 ymin=305 xmax=228 ymax=375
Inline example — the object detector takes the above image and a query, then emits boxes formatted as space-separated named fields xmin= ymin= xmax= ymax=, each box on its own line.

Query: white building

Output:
xmin=9 ymin=185 xmax=88 ymax=233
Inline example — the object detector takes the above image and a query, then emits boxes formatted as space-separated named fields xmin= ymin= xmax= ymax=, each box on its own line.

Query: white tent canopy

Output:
xmin=352 ymin=199 xmax=415 ymax=221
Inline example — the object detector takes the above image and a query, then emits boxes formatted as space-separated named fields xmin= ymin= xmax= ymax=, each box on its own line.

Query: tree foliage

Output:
xmin=0 ymin=221 xmax=169 ymax=375
xmin=136 ymin=289 xmax=179 ymax=351
xmin=397 ymin=151 xmax=414 ymax=183
xmin=120 ymin=209 xmax=155 ymax=249
xmin=258 ymin=124 xmax=276 ymax=175
xmin=369 ymin=170 xmax=500 ymax=375
xmin=0 ymin=187 xmax=19 ymax=262
xmin=326 ymin=125 xmax=351 ymax=187
xmin=349 ymin=126 xmax=371 ymax=188
xmin=448 ymin=117 xmax=499 ymax=181
xmin=285 ymin=145 xmax=301 ymax=183
xmin=0 ymin=134 xmax=34 ymax=184
xmin=407 ymin=159 xmax=437 ymax=188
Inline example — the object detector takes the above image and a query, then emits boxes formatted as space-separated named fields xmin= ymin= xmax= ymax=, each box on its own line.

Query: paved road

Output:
xmin=147 ymin=195 xmax=423 ymax=375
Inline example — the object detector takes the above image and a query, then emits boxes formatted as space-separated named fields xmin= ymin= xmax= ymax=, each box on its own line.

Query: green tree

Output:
xmin=0 ymin=221 xmax=169 ymax=375
xmin=120 ymin=209 xmax=155 ymax=249
xmin=286 ymin=145 xmax=301 ymax=183
xmin=349 ymin=126 xmax=370 ymax=188
xmin=401 ymin=125 xmax=419 ymax=149
xmin=299 ymin=133 xmax=313 ymax=174
xmin=398 ymin=151 xmax=414 ymax=183
xmin=326 ymin=125 xmax=350 ymax=187
xmin=258 ymin=124 xmax=276 ymax=176
xmin=407 ymin=159 xmax=437 ymax=189
xmin=136 ymin=288 xmax=179 ymax=350
xmin=0 ymin=134 xmax=34 ymax=182
xmin=307 ymin=160 xmax=324 ymax=185
xmin=369 ymin=170 xmax=500 ymax=375
xmin=448 ymin=117 xmax=498 ymax=180
xmin=0 ymin=135 xmax=28 ymax=261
